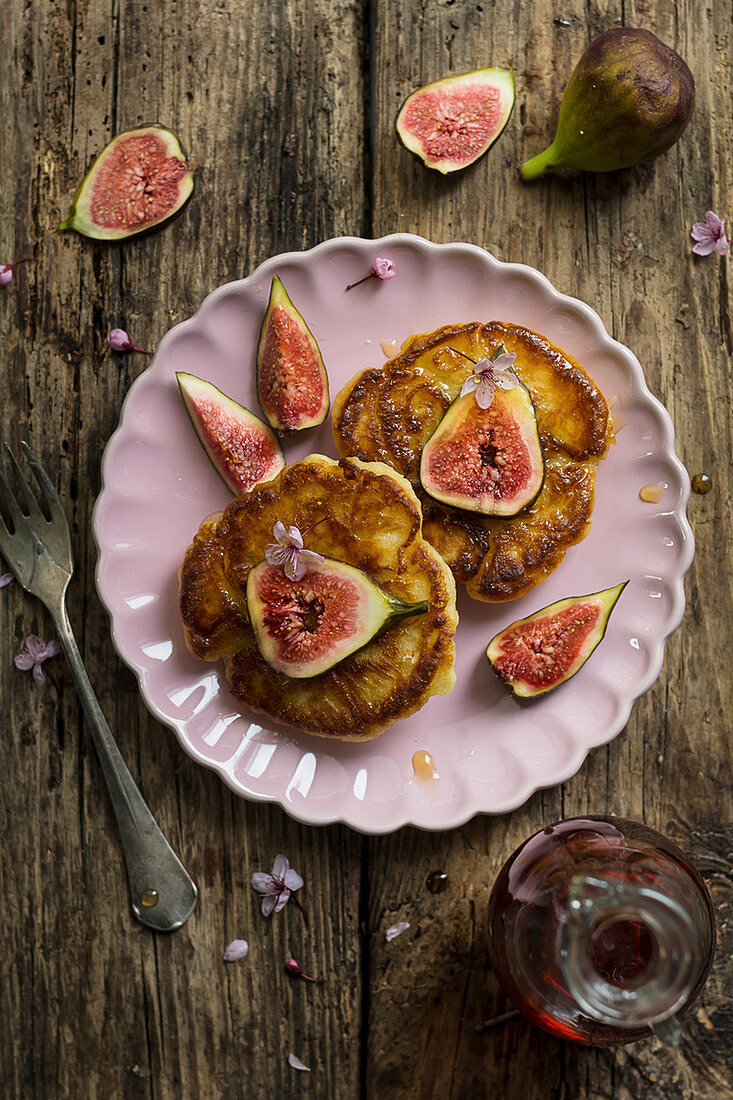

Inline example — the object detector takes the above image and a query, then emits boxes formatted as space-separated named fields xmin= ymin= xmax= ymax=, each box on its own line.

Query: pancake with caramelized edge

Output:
xmin=333 ymin=321 xmax=612 ymax=602
xmin=179 ymin=454 xmax=458 ymax=741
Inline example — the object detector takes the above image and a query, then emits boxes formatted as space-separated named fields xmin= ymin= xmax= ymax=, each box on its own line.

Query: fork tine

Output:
xmin=20 ymin=441 xmax=66 ymax=523
xmin=0 ymin=458 xmax=25 ymax=532
xmin=3 ymin=443 xmax=45 ymax=520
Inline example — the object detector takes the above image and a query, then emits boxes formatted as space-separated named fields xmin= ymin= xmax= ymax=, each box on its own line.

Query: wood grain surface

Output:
xmin=1 ymin=1 xmax=731 ymax=1098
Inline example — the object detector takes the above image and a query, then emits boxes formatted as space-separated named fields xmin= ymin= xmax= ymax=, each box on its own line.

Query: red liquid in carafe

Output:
xmin=487 ymin=817 xmax=715 ymax=1044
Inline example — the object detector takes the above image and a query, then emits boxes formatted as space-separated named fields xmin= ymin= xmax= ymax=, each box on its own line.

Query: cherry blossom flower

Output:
xmin=14 ymin=635 xmax=61 ymax=685
xmin=265 ymin=520 xmax=325 ymax=582
xmin=386 ymin=921 xmax=410 ymax=942
xmin=223 ymin=939 xmax=249 ymax=962
xmin=690 ymin=211 xmax=729 ymax=256
xmin=285 ymin=957 xmax=324 ymax=983
xmin=0 ymin=257 xmax=31 ymax=286
xmin=107 ymin=328 xmax=151 ymax=354
xmin=0 ymin=572 xmax=13 ymax=588
xmin=251 ymin=854 xmax=306 ymax=919
xmin=346 ymin=256 xmax=396 ymax=290
xmin=459 ymin=349 xmax=519 ymax=410
xmin=288 ymin=1053 xmax=311 ymax=1073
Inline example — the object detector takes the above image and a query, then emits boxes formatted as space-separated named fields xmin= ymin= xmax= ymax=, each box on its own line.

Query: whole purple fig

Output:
xmin=521 ymin=28 xmax=694 ymax=179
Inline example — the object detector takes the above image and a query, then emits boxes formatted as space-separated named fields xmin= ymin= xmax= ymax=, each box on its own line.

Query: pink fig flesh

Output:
xmin=177 ymin=372 xmax=284 ymax=495
xmin=396 ymin=68 xmax=515 ymax=173
xmin=60 ymin=126 xmax=194 ymax=240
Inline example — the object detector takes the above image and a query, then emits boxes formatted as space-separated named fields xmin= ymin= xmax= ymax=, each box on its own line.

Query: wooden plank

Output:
xmin=1 ymin=1 xmax=367 ymax=1096
xmin=368 ymin=0 xmax=733 ymax=1096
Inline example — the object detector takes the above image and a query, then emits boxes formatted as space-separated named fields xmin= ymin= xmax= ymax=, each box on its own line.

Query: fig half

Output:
xmin=246 ymin=557 xmax=429 ymax=678
xmin=396 ymin=67 xmax=515 ymax=173
xmin=177 ymin=372 xmax=285 ymax=495
xmin=486 ymin=581 xmax=628 ymax=698
xmin=419 ymin=378 xmax=544 ymax=517
xmin=256 ymin=275 xmax=330 ymax=433
xmin=60 ymin=126 xmax=195 ymax=240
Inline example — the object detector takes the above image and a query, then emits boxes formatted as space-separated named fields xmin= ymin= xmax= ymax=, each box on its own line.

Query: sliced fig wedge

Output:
xmin=246 ymin=557 xmax=429 ymax=678
xmin=177 ymin=372 xmax=284 ymax=495
xmin=256 ymin=275 xmax=330 ymax=433
xmin=420 ymin=380 xmax=544 ymax=517
xmin=60 ymin=126 xmax=194 ymax=240
xmin=486 ymin=581 xmax=628 ymax=698
xmin=396 ymin=67 xmax=515 ymax=174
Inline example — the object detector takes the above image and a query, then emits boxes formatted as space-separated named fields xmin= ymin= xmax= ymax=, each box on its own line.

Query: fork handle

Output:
xmin=51 ymin=604 xmax=198 ymax=932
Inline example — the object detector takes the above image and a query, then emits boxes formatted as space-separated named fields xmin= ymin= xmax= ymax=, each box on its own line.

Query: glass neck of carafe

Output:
xmin=559 ymin=872 xmax=700 ymax=1044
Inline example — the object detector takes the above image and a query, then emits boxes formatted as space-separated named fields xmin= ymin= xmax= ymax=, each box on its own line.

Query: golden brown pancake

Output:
xmin=332 ymin=321 xmax=612 ymax=602
xmin=179 ymin=454 xmax=458 ymax=740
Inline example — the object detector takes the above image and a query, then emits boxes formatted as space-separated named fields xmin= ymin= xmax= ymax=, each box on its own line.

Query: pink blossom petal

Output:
xmin=299 ymin=549 xmax=325 ymax=569
xmin=692 ymin=240 xmax=716 ymax=256
xmin=474 ymin=380 xmax=497 ymax=409
xmin=32 ymin=663 xmax=47 ymax=685
xmin=459 ymin=376 xmax=479 ymax=399
xmin=690 ymin=223 xmax=710 ymax=241
xmin=0 ymin=267 xmax=13 ymax=286
xmin=265 ymin=543 xmax=291 ymax=567
xmin=223 ymin=939 xmax=249 ymax=962
xmin=283 ymin=868 xmax=304 ymax=890
xmin=273 ymin=855 xmax=290 ymax=881
xmin=261 ymin=893 xmax=278 ymax=917
xmin=272 ymin=520 xmax=288 ymax=542
xmin=14 ymin=653 xmax=36 ymax=670
xmin=284 ymin=554 xmax=306 ymax=581
xmin=251 ymin=871 xmax=274 ymax=893
xmin=386 ymin=921 xmax=410 ymax=942
xmin=0 ymin=572 xmax=13 ymax=587
xmin=714 ymin=236 xmax=730 ymax=255
xmin=490 ymin=351 xmax=517 ymax=372
xmin=285 ymin=525 xmax=303 ymax=548
xmin=44 ymin=640 xmax=61 ymax=658
xmin=288 ymin=1053 xmax=311 ymax=1073
xmin=25 ymin=635 xmax=47 ymax=659
xmin=273 ymin=888 xmax=291 ymax=913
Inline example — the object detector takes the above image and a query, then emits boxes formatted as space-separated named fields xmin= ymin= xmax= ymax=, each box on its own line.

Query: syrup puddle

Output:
xmin=639 ymin=484 xmax=664 ymax=503
xmin=412 ymin=750 xmax=440 ymax=781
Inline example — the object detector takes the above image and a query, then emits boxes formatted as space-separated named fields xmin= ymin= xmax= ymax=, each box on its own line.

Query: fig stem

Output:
xmin=520 ymin=142 xmax=559 ymax=180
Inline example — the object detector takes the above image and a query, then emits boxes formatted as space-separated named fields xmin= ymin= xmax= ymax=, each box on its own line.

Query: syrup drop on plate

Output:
xmin=140 ymin=889 xmax=159 ymax=908
xmin=639 ymin=484 xmax=663 ymax=503
xmin=380 ymin=338 xmax=400 ymax=359
xmin=412 ymin=750 xmax=439 ymax=781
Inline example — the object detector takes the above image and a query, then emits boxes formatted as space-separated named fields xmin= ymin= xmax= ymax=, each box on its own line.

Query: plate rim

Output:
xmin=92 ymin=232 xmax=694 ymax=833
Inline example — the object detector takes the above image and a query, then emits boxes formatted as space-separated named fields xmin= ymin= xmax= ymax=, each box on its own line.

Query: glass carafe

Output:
xmin=487 ymin=817 xmax=715 ymax=1044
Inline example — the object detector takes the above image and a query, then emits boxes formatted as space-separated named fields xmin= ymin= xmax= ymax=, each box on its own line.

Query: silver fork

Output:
xmin=0 ymin=441 xmax=197 ymax=932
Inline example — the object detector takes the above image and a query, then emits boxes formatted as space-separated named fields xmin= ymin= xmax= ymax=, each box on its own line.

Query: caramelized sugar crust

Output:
xmin=333 ymin=321 xmax=611 ymax=602
xmin=179 ymin=455 xmax=458 ymax=740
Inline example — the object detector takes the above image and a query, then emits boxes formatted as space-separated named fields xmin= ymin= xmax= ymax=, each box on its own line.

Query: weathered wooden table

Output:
xmin=3 ymin=2 xmax=732 ymax=1096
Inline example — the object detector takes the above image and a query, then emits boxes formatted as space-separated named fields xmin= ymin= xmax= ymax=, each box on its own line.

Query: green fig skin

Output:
xmin=521 ymin=28 xmax=694 ymax=179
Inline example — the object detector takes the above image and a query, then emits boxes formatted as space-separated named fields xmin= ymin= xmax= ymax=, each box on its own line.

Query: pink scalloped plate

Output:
xmin=93 ymin=235 xmax=693 ymax=833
